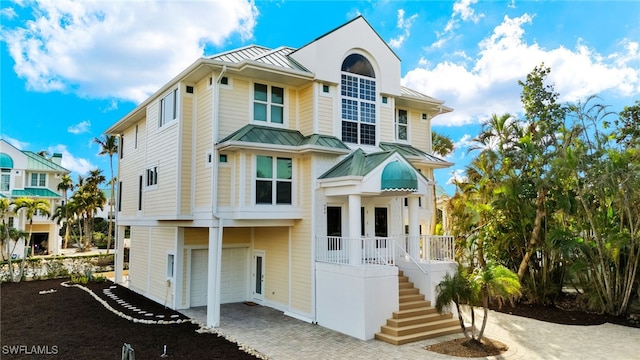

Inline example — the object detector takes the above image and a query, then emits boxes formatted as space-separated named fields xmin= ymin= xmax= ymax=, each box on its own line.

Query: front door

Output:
xmin=252 ymin=250 xmax=265 ymax=302
xmin=375 ymin=207 xmax=388 ymax=248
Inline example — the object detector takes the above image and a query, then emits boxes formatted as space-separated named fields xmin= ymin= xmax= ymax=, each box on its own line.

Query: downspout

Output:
xmin=210 ymin=65 xmax=227 ymax=327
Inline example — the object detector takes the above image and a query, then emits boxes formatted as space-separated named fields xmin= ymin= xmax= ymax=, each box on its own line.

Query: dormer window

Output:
xmin=340 ymin=54 xmax=376 ymax=145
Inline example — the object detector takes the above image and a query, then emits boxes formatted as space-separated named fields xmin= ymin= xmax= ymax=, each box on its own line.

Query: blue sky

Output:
xmin=1 ymin=0 xmax=639 ymax=194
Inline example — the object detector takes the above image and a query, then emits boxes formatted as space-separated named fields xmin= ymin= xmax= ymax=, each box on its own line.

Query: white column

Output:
xmin=348 ymin=194 xmax=361 ymax=265
xmin=206 ymin=226 xmax=222 ymax=327
xmin=114 ymin=226 xmax=126 ymax=284
xmin=408 ymin=197 xmax=420 ymax=259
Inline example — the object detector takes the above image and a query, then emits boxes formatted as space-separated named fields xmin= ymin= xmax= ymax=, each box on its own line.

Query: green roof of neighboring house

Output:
xmin=23 ymin=151 xmax=70 ymax=172
xmin=11 ymin=188 xmax=60 ymax=198
xmin=218 ymin=124 xmax=349 ymax=151
xmin=0 ymin=153 xmax=14 ymax=168
xmin=379 ymin=142 xmax=452 ymax=165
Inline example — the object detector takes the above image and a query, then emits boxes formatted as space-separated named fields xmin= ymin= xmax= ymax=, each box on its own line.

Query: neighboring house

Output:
xmin=107 ymin=16 xmax=457 ymax=342
xmin=0 ymin=139 xmax=70 ymax=258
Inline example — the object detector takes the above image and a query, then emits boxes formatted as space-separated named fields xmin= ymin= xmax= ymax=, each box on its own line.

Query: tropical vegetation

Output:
xmin=446 ymin=63 xmax=640 ymax=317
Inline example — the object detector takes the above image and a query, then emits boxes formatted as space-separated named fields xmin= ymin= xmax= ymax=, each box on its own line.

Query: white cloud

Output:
xmin=447 ymin=168 xmax=467 ymax=185
xmin=433 ymin=0 xmax=483 ymax=49
xmin=2 ymin=134 xmax=28 ymax=150
xmin=47 ymin=144 xmax=95 ymax=175
xmin=404 ymin=14 xmax=640 ymax=126
xmin=67 ymin=120 xmax=91 ymax=134
xmin=2 ymin=0 xmax=258 ymax=103
xmin=389 ymin=9 xmax=418 ymax=49
xmin=0 ymin=6 xmax=17 ymax=19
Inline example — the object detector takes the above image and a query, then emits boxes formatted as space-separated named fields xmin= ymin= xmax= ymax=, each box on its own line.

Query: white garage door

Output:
xmin=190 ymin=249 xmax=208 ymax=307
xmin=221 ymin=247 xmax=248 ymax=304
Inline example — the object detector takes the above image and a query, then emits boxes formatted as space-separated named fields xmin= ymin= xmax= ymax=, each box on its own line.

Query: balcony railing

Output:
xmin=316 ymin=236 xmax=395 ymax=266
xmin=316 ymin=235 xmax=455 ymax=266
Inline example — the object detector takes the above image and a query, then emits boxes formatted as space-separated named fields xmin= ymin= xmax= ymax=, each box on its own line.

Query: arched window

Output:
xmin=341 ymin=54 xmax=376 ymax=145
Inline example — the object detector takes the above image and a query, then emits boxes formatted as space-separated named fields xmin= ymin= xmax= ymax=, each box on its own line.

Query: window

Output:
xmin=422 ymin=113 xmax=428 ymax=121
xmin=138 ymin=176 xmax=143 ymax=210
xmin=145 ymin=166 xmax=158 ymax=187
xmin=120 ymin=135 xmax=124 ymax=159
xmin=30 ymin=173 xmax=46 ymax=187
xmin=221 ymin=77 xmax=228 ymax=85
xmin=7 ymin=217 xmax=13 ymax=228
xmin=322 ymin=84 xmax=329 ymax=93
xmin=253 ymin=83 xmax=284 ymax=124
xmin=186 ymin=85 xmax=194 ymax=94
xmin=118 ymin=181 xmax=123 ymax=211
xmin=1 ymin=169 xmax=9 ymax=191
xmin=134 ymin=125 xmax=138 ymax=149
xmin=341 ymin=54 xmax=376 ymax=145
xmin=159 ymin=89 xmax=178 ymax=127
xmin=219 ymin=154 xmax=228 ymax=163
xmin=396 ymin=109 xmax=408 ymax=141
xmin=255 ymin=155 xmax=292 ymax=205
xmin=167 ymin=254 xmax=175 ymax=278
xmin=382 ymin=96 xmax=388 ymax=104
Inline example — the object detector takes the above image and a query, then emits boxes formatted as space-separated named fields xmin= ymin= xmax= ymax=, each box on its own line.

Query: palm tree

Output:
xmin=7 ymin=228 xmax=28 ymax=282
xmin=435 ymin=266 xmax=474 ymax=340
xmin=94 ymin=135 xmax=118 ymax=254
xmin=72 ymin=170 xmax=106 ymax=250
xmin=12 ymin=197 xmax=51 ymax=280
xmin=0 ymin=198 xmax=11 ymax=261
xmin=56 ymin=174 xmax=75 ymax=249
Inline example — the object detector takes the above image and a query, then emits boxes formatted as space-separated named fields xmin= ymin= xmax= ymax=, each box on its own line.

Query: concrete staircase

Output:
xmin=375 ymin=270 xmax=461 ymax=345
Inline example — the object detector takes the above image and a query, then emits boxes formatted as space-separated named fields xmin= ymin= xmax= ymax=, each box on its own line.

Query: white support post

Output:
xmin=408 ymin=197 xmax=420 ymax=259
xmin=206 ymin=226 xmax=222 ymax=327
xmin=348 ymin=194 xmax=361 ymax=265
xmin=115 ymin=226 xmax=126 ymax=284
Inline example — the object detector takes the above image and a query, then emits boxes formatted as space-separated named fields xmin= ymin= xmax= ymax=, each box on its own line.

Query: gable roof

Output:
xmin=379 ymin=142 xmax=453 ymax=168
xmin=208 ymin=45 xmax=310 ymax=73
xmin=217 ymin=124 xmax=350 ymax=154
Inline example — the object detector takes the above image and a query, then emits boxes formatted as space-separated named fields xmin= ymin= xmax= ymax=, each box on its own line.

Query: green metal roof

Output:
xmin=11 ymin=188 xmax=60 ymax=198
xmin=319 ymin=149 xmax=394 ymax=179
xmin=381 ymin=160 xmax=418 ymax=191
xmin=379 ymin=142 xmax=451 ymax=164
xmin=218 ymin=124 xmax=349 ymax=151
xmin=23 ymin=151 xmax=70 ymax=172
xmin=0 ymin=153 xmax=13 ymax=168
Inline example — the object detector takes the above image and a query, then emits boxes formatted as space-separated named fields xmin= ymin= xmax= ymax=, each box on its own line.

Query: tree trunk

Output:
xmin=478 ymin=293 xmax=489 ymax=342
xmin=454 ymin=299 xmax=471 ymax=340
xmin=518 ymin=189 xmax=546 ymax=280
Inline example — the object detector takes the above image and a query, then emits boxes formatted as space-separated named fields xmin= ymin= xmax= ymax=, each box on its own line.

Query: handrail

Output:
xmin=392 ymin=238 xmax=427 ymax=275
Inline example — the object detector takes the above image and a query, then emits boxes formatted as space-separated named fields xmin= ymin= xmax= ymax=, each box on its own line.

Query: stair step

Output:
xmin=399 ymin=300 xmax=431 ymax=311
xmin=399 ymin=293 xmax=425 ymax=303
xmin=393 ymin=306 xmax=438 ymax=319
xmin=387 ymin=312 xmax=453 ymax=327
xmin=380 ymin=318 xmax=460 ymax=337
xmin=375 ymin=326 xmax=461 ymax=345
xmin=398 ymin=281 xmax=414 ymax=289
xmin=398 ymin=275 xmax=409 ymax=283
xmin=398 ymin=288 xmax=419 ymax=296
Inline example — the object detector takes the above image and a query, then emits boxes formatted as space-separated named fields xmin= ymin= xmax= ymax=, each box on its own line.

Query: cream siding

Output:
xmin=147 ymin=227 xmax=176 ymax=304
xmin=119 ymin=120 xmax=146 ymax=216
xmin=128 ymin=226 xmax=150 ymax=298
xmin=253 ymin=227 xmax=289 ymax=306
xmin=223 ymin=227 xmax=251 ymax=245
xmin=378 ymin=104 xmax=394 ymax=143
xmin=317 ymin=94 xmax=333 ymax=135
xmin=409 ymin=110 xmax=430 ymax=153
xmin=180 ymin=93 xmax=194 ymax=215
xmin=289 ymin=156 xmax=313 ymax=313
xmin=217 ymin=165 xmax=231 ymax=207
xmin=218 ymin=78 xmax=250 ymax=140
xmin=296 ymin=85 xmax=313 ymax=134
xmin=184 ymin=227 xmax=208 ymax=246
xmin=194 ymin=78 xmax=213 ymax=209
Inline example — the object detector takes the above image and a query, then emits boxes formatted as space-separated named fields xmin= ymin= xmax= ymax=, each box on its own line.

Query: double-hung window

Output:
xmin=341 ymin=54 xmax=376 ymax=145
xmin=1 ymin=169 xmax=10 ymax=191
xmin=159 ymin=89 xmax=178 ymax=127
xmin=30 ymin=173 xmax=46 ymax=187
xmin=396 ymin=109 xmax=408 ymax=141
xmin=255 ymin=155 xmax=292 ymax=205
xmin=253 ymin=83 xmax=284 ymax=124
xmin=145 ymin=166 xmax=158 ymax=188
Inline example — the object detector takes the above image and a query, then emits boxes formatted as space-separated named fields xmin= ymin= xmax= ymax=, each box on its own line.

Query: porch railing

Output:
xmin=316 ymin=235 xmax=455 ymax=266
xmin=316 ymin=236 xmax=395 ymax=266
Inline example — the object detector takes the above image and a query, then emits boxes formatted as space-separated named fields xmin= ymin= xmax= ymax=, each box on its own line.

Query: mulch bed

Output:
xmin=0 ymin=279 xmax=260 ymax=359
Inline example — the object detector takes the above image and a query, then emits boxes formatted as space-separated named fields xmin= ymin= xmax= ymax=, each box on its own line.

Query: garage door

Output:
xmin=221 ymin=247 xmax=248 ymax=304
xmin=190 ymin=249 xmax=208 ymax=307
